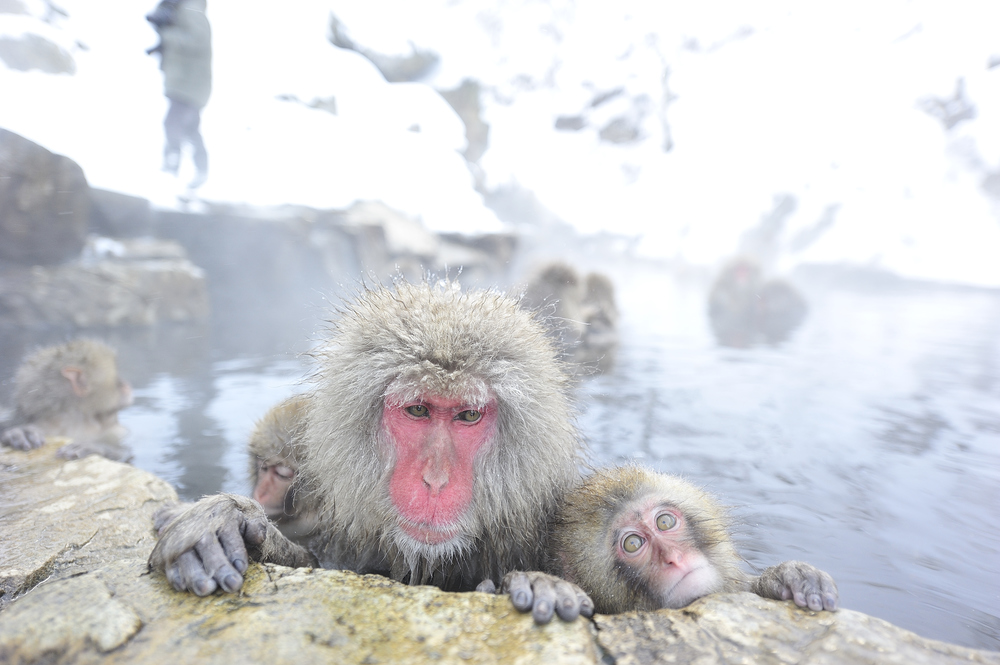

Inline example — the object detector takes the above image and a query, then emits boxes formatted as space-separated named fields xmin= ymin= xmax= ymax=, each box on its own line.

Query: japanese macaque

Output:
xmin=149 ymin=279 xmax=588 ymax=620
xmin=521 ymin=262 xmax=619 ymax=370
xmin=540 ymin=465 xmax=838 ymax=615
xmin=708 ymin=258 xmax=807 ymax=348
xmin=247 ymin=394 xmax=317 ymax=541
xmin=0 ymin=339 xmax=133 ymax=462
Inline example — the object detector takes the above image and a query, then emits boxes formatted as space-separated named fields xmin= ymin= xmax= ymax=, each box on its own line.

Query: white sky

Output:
xmin=1 ymin=0 xmax=999 ymax=286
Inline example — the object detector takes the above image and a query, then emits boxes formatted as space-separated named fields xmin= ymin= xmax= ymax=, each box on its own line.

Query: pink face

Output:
xmin=614 ymin=498 xmax=723 ymax=608
xmin=383 ymin=394 xmax=498 ymax=545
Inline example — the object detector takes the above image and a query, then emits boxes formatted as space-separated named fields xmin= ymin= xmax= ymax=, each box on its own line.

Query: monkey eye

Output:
xmin=405 ymin=404 xmax=429 ymax=417
xmin=656 ymin=513 xmax=677 ymax=531
xmin=456 ymin=409 xmax=482 ymax=423
xmin=622 ymin=533 xmax=645 ymax=554
xmin=274 ymin=465 xmax=295 ymax=480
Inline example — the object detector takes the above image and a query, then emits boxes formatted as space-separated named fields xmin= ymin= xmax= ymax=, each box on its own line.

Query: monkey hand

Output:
xmin=0 ymin=425 xmax=45 ymax=450
xmin=752 ymin=560 xmax=838 ymax=612
xmin=148 ymin=494 xmax=271 ymax=596
xmin=500 ymin=571 xmax=595 ymax=624
xmin=57 ymin=440 xmax=134 ymax=463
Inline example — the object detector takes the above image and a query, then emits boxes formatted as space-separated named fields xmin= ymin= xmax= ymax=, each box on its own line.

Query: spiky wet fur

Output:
xmin=551 ymin=465 xmax=746 ymax=614
xmin=298 ymin=278 xmax=583 ymax=590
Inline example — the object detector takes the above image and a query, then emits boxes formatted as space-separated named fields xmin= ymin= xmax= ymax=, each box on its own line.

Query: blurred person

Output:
xmin=147 ymin=0 xmax=212 ymax=189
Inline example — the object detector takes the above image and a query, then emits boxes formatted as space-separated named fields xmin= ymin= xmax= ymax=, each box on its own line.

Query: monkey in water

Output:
xmin=506 ymin=465 xmax=837 ymax=616
xmin=708 ymin=258 xmax=807 ymax=348
xmin=247 ymin=394 xmax=318 ymax=541
xmin=0 ymin=339 xmax=134 ymax=462
xmin=149 ymin=279 xmax=590 ymax=621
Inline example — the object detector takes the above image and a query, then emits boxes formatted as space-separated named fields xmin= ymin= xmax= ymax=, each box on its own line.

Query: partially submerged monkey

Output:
xmin=520 ymin=465 xmax=838 ymax=616
xmin=0 ymin=339 xmax=133 ymax=462
xmin=149 ymin=279 xmax=589 ymax=620
xmin=247 ymin=394 xmax=318 ymax=541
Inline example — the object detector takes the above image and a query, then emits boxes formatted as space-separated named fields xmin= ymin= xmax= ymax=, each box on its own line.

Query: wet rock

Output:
xmin=595 ymin=593 xmax=1000 ymax=665
xmin=0 ymin=444 xmax=997 ymax=664
xmin=0 ymin=440 xmax=177 ymax=610
xmin=0 ymin=32 xmax=75 ymax=74
xmin=0 ymin=128 xmax=89 ymax=265
xmin=89 ymin=188 xmax=153 ymax=238
xmin=0 ymin=256 xmax=210 ymax=328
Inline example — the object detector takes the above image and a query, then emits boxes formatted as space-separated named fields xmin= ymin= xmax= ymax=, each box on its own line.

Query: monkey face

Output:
xmin=253 ymin=459 xmax=297 ymax=520
xmin=613 ymin=497 xmax=724 ymax=609
xmin=382 ymin=394 xmax=498 ymax=546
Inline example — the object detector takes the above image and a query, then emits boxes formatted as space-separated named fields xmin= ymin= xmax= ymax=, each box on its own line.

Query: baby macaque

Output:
xmin=0 ymin=339 xmax=133 ymax=461
xmin=247 ymin=394 xmax=317 ymax=541
xmin=505 ymin=465 xmax=837 ymax=618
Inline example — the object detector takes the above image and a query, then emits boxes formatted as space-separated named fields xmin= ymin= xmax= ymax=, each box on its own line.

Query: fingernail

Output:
xmin=513 ymin=591 xmax=528 ymax=607
xmin=233 ymin=558 xmax=247 ymax=573
xmin=223 ymin=574 xmax=240 ymax=592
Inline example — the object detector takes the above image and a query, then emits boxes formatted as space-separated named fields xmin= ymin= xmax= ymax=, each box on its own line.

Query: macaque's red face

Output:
xmin=253 ymin=460 xmax=296 ymax=519
xmin=613 ymin=498 xmax=724 ymax=608
xmin=383 ymin=394 xmax=498 ymax=545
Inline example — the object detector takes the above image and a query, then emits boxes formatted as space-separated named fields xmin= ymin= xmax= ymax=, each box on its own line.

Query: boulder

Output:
xmin=0 ymin=128 xmax=89 ymax=264
xmin=0 ymin=33 xmax=75 ymax=74
xmin=0 ymin=444 xmax=997 ymax=665
xmin=0 ymin=256 xmax=210 ymax=328
xmin=0 ymin=440 xmax=177 ymax=610
xmin=89 ymin=188 xmax=153 ymax=238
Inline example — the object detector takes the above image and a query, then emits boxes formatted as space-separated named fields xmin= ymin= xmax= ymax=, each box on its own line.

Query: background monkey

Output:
xmin=149 ymin=279 xmax=589 ymax=621
xmin=0 ymin=339 xmax=134 ymax=462
xmin=505 ymin=465 xmax=838 ymax=618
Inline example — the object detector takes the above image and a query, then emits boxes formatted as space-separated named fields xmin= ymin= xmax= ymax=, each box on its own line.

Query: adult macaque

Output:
xmin=149 ymin=280 xmax=588 ymax=620
xmin=515 ymin=465 xmax=837 ymax=616
xmin=0 ymin=339 xmax=133 ymax=462
xmin=247 ymin=394 xmax=317 ymax=540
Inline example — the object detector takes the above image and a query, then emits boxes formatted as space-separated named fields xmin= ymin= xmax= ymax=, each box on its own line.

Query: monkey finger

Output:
xmin=529 ymin=576 xmax=557 ymax=624
xmin=818 ymin=571 xmax=839 ymax=611
xmin=577 ymin=588 xmax=595 ymax=618
xmin=239 ymin=511 xmax=270 ymax=547
xmin=502 ymin=571 xmax=535 ymax=613
xmin=553 ymin=580 xmax=580 ymax=621
xmin=195 ymin=533 xmax=243 ymax=594
xmin=176 ymin=549 xmax=217 ymax=596
xmin=217 ymin=520 xmax=250 ymax=574
xmin=475 ymin=579 xmax=497 ymax=594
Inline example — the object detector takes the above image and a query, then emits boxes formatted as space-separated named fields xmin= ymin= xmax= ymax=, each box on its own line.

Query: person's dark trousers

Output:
xmin=163 ymin=96 xmax=208 ymax=185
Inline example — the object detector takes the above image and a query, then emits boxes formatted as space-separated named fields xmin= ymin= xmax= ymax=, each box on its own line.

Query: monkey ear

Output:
xmin=61 ymin=366 xmax=90 ymax=396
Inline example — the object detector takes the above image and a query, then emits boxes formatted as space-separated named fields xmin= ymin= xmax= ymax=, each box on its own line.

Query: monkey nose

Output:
xmin=422 ymin=468 xmax=449 ymax=494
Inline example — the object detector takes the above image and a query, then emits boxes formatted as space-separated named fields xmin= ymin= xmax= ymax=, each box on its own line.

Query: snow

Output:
xmin=1 ymin=0 xmax=999 ymax=285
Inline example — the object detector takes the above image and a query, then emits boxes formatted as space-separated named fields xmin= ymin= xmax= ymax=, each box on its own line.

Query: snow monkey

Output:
xmin=522 ymin=465 xmax=838 ymax=615
xmin=247 ymin=393 xmax=318 ymax=541
xmin=149 ymin=279 xmax=590 ymax=620
xmin=0 ymin=339 xmax=134 ymax=462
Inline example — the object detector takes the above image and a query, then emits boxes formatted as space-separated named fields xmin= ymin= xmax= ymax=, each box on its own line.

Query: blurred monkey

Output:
xmin=0 ymin=339 xmax=133 ymax=461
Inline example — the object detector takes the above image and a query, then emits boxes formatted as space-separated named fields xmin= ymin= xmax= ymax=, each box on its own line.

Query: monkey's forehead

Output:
xmin=383 ymin=375 xmax=495 ymax=407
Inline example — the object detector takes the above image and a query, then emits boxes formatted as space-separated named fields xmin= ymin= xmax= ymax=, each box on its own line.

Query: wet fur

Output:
xmin=294 ymin=278 xmax=584 ymax=589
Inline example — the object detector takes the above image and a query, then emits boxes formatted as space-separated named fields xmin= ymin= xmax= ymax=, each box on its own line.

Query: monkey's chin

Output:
xmin=658 ymin=566 xmax=724 ymax=609
xmin=399 ymin=522 xmax=461 ymax=546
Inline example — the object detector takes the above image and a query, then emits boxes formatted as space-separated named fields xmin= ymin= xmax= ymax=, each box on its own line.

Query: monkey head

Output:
xmin=301 ymin=280 xmax=582 ymax=585
xmin=553 ymin=466 xmax=743 ymax=614
xmin=609 ymin=491 xmax=725 ymax=609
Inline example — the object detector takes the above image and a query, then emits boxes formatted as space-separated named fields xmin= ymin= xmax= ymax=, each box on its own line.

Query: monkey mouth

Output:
xmin=399 ymin=521 xmax=461 ymax=545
